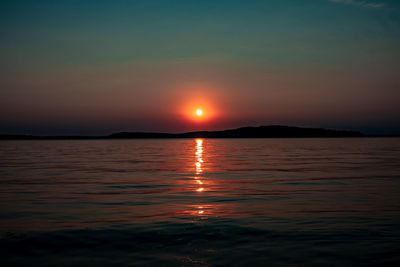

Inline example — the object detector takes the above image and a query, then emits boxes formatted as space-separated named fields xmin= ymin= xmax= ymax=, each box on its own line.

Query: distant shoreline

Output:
xmin=2 ymin=137 xmax=399 ymax=141
xmin=0 ymin=125 xmax=382 ymax=140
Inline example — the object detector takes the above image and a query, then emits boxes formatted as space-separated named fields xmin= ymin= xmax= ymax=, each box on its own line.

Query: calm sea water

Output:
xmin=0 ymin=138 xmax=399 ymax=266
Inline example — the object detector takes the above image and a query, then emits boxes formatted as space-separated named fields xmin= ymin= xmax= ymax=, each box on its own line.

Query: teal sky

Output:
xmin=1 ymin=0 xmax=399 ymax=134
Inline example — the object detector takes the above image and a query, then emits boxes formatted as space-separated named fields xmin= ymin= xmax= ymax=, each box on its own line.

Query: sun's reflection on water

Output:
xmin=195 ymin=139 xmax=203 ymax=176
xmin=194 ymin=138 xmax=206 ymax=216
xmin=194 ymin=139 xmax=204 ymax=188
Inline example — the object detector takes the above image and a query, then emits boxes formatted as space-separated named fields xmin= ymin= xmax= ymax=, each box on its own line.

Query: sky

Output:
xmin=0 ymin=0 xmax=399 ymax=135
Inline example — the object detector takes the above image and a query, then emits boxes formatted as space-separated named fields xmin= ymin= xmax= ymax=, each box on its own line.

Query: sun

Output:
xmin=195 ymin=109 xmax=203 ymax=117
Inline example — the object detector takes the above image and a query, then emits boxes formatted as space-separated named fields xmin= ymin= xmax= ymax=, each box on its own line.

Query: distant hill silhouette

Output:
xmin=0 ymin=125 xmax=364 ymax=140
xmin=109 ymin=126 xmax=363 ymax=139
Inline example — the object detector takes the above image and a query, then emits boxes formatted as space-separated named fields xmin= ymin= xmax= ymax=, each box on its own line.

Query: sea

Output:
xmin=0 ymin=138 xmax=399 ymax=266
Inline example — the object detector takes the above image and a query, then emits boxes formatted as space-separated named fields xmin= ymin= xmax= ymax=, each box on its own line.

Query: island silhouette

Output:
xmin=0 ymin=125 xmax=363 ymax=140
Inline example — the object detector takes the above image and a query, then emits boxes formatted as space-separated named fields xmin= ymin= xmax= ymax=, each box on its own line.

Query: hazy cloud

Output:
xmin=329 ymin=0 xmax=385 ymax=8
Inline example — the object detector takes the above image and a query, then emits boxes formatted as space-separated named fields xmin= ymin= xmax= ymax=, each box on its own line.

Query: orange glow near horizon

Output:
xmin=176 ymin=86 xmax=221 ymax=124
xmin=187 ymin=105 xmax=212 ymax=123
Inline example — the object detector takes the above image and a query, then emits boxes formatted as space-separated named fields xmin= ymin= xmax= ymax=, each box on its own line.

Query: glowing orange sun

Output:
xmin=195 ymin=109 xmax=203 ymax=116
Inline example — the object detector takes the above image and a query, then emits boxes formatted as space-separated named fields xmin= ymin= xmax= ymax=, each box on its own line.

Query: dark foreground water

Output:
xmin=0 ymin=138 xmax=399 ymax=266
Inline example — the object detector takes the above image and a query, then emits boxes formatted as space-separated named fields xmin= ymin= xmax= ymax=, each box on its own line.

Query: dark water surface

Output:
xmin=1 ymin=138 xmax=399 ymax=266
